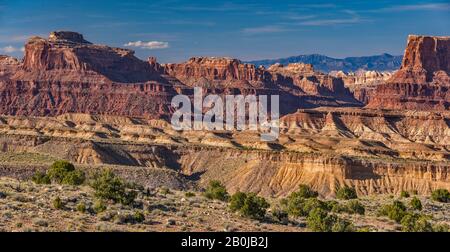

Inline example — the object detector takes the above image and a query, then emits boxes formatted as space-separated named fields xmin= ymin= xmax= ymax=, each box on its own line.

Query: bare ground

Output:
xmin=0 ymin=177 xmax=448 ymax=232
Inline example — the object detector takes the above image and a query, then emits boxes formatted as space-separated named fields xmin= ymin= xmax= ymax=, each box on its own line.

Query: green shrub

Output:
xmin=121 ymin=190 xmax=137 ymax=206
xmin=31 ymin=171 xmax=51 ymax=184
xmin=62 ymin=170 xmax=86 ymax=185
xmin=32 ymin=161 xmax=85 ymax=186
xmin=113 ymin=211 xmax=145 ymax=224
xmin=93 ymin=199 xmax=107 ymax=213
xmin=431 ymin=189 xmax=450 ymax=203
xmin=53 ymin=197 xmax=63 ymax=209
xmin=336 ymin=186 xmax=357 ymax=200
xmin=272 ymin=208 xmax=289 ymax=223
xmin=160 ymin=187 xmax=171 ymax=195
xmin=432 ymin=223 xmax=449 ymax=232
xmin=133 ymin=211 xmax=145 ymax=223
xmin=204 ymin=180 xmax=229 ymax=201
xmin=283 ymin=186 xmax=322 ymax=217
xmin=389 ymin=201 xmax=407 ymax=223
xmin=184 ymin=192 xmax=195 ymax=198
xmin=229 ymin=191 xmax=247 ymax=212
xmin=392 ymin=200 xmax=407 ymax=211
xmin=379 ymin=200 xmax=407 ymax=223
xmin=306 ymin=208 xmax=353 ymax=232
xmin=307 ymin=208 xmax=333 ymax=232
xmin=330 ymin=200 xmax=365 ymax=215
xmin=229 ymin=192 xmax=269 ymax=220
xmin=410 ymin=197 xmax=422 ymax=211
xmin=284 ymin=197 xmax=328 ymax=217
xmin=400 ymin=213 xmax=416 ymax=232
xmin=331 ymin=218 xmax=354 ymax=232
xmin=302 ymin=198 xmax=329 ymax=214
xmin=284 ymin=194 xmax=305 ymax=217
xmin=77 ymin=202 xmax=87 ymax=213
xmin=346 ymin=200 xmax=365 ymax=215
xmin=400 ymin=213 xmax=433 ymax=232
xmin=357 ymin=227 xmax=371 ymax=232
xmin=293 ymin=184 xmax=318 ymax=199
xmin=413 ymin=216 xmax=433 ymax=232
xmin=47 ymin=160 xmax=75 ymax=183
xmin=240 ymin=193 xmax=270 ymax=220
xmin=330 ymin=202 xmax=348 ymax=213
xmin=411 ymin=190 xmax=418 ymax=195
xmin=400 ymin=191 xmax=410 ymax=198
xmin=90 ymin=169 xmax=136 ymax=205
xmin=325 ymin=200 xmax=339 ymax=210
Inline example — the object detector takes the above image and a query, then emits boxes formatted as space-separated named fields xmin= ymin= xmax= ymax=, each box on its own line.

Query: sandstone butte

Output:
xmin=365 ymin=35 xmax=450 ymax=110
xmin=0 ymin=31 xmax=449 ymax=197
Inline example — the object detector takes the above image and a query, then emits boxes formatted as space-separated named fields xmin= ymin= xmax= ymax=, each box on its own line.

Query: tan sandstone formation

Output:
xmin=0 ymin=109 xmax=448 ymax=197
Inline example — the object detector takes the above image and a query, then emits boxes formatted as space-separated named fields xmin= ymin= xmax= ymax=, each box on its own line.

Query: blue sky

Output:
xmin=0 ymin=0 xmax=449 ymax=63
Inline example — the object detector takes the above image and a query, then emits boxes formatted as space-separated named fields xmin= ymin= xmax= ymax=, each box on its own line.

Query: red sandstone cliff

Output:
xmin=0 ymin=31 xmax=365 ymax=118
xmin=366 ymin=35 xmax=450 ymax=110
xmin=389 ymin=35 xmax=450 ymax=84
xmin=267 ymin=63 xmax=360 ymax=103
xmin=0 ymin=55 xmax=20 ymax=79
xmin=164 ymin=58 xmax=362 ymax=109
xmin=1 ymin=31 xmax=448 ymax=118
xmin=0 ymin=31 xmax=180 ymax=118
xmin=164 ymin=57 xmax=273 ymax=88
xmin=15 ymin=31 xmax=166 ymax=83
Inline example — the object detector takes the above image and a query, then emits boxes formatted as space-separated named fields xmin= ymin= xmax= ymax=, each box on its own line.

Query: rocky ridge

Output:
xmin=0 ymin=110 xmax=448 ymax=197
xmin=0 ymin=31 xmax=363 ymax=119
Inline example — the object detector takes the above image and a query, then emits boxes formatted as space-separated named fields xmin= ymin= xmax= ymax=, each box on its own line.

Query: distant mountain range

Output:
xmin=246 ymin=53 xmax=403 ymax=73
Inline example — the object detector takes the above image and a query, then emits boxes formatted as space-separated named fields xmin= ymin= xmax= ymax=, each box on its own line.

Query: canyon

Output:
xmin=0 ymin=31 xmax=449 ymax=198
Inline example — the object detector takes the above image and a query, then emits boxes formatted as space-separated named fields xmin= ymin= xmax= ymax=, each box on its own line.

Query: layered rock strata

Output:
xmin=366 ymin=35 xmax=450 ymax=110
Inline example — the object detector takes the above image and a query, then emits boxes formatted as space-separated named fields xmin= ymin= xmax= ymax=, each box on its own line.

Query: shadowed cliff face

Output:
xmin=366 ymin=35 xmax=450 ymax=110
xmin=0 ymin=80 xmax=179 ymax=119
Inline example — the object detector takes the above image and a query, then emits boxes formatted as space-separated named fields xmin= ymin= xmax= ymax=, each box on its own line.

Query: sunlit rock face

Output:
xmin=366 ymin=35 xmax=450 ymax=110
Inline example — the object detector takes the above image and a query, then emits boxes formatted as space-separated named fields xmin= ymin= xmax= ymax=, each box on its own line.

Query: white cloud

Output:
xmin=298 ymin=17 xmax=361 ymax=26
xmin=124 ymin=41 xmax=169 ymax=49
xmin=242 ymin=25 xmax=288 ymax=35
xmin=0 ymin=46 xmax=25 ymax=53
xmin=373 ymin=3 xmax=450 ymax=12
xmin=286 ymin=14 xmax=316 ymax=21
xmin=296 ymin=10 xmax=364 ymax=26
